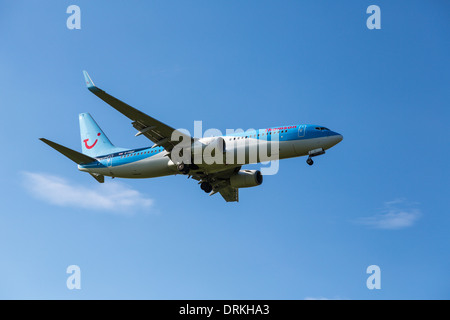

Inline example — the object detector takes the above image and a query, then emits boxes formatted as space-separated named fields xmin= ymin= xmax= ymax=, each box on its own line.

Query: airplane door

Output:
xmin=293 ymin=125 xmax=307 ymax=155
xmin=298 ymin=125 xmax=306 ymax=138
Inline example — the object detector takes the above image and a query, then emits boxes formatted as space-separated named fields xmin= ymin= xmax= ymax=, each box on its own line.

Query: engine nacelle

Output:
xmin=229 ymin=170 xmax=263 ymax=188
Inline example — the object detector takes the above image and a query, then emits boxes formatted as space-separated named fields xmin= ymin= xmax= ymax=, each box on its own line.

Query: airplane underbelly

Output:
xmin=293 ymin=137 xmax=327 ymax=156
xmin=95 ymin=156 xmax=176 ymax=179
xmin=225 ymin=140 xmax=298 ymax=164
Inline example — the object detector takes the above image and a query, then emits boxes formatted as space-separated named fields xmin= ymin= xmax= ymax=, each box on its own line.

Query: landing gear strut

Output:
xmin=306 ymin=148 xmax=325 ymax=166
xmin=200 ymin=182 xmax=213 ymax=193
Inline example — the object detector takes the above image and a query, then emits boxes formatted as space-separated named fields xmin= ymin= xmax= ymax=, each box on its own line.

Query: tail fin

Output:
xmin=79 ymin=113 xmax=126 ymax=157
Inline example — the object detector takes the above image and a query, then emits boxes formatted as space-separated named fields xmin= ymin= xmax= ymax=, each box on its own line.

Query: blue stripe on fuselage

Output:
xmin=79 ymin=146 xmax=165 ymax=169
xmin=221 ymin=124 xmax=338 ymax=141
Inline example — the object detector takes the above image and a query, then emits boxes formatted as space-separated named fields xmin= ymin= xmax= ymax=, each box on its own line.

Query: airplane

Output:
xmin=40 ymin=71 xmax=343 ymax=202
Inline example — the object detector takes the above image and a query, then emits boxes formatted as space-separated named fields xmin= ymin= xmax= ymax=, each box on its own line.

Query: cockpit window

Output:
xmin=315 ymin=127 xmax=330 ymax=131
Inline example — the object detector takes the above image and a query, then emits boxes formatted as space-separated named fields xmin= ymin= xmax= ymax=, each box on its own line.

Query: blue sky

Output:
xmin=0 ymin=1 xmax=449 ymax=299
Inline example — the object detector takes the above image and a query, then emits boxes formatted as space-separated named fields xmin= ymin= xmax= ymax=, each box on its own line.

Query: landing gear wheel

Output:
xmin=306 ymin=158 xmax=314 ymax=166
xmin=177 ymin=163 xmax=190 ymax=174
xmin=200 ymin=182 xmax=213 ymax=193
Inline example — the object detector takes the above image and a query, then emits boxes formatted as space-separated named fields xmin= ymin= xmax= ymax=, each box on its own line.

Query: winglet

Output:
xmin=82 ymin=70 xmax=101 ymax=93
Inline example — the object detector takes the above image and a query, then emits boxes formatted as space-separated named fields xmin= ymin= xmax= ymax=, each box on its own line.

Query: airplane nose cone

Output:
xmin=328 ymin=132 xmax=343 ymax=146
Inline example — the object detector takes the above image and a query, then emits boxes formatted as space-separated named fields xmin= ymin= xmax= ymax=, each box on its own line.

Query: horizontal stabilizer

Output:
xmin=40 ymin=138 xmax=96 ymax=165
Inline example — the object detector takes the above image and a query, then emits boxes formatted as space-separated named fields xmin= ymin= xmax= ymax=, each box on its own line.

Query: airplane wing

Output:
xmin=82 ymin=71 xmax=244 ymax=202
xmin=218 ymin=186 xmax=239 ymax=202
xmin=82 ymin=71 xmax=192 ymax=152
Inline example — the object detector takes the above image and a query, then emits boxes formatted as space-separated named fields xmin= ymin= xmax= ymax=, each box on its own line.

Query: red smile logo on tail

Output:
xmin=84 ymin=133 xmax=101 ymax=149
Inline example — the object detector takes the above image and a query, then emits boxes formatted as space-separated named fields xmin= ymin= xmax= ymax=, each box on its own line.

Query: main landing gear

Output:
xmin=177 ymin=162 xmax=212 ymax=193
xmin=200 ymin=181 xmax=213 ymax=193
xmin=306 ymin=157 xmax=314 ymax=166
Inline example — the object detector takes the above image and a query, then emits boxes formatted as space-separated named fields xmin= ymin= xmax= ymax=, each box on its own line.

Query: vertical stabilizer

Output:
xmin=79 ymin=113 xmax=125 ymax=157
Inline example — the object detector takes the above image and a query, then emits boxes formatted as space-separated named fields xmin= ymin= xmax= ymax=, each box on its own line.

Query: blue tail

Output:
xmin=79 ymin=113 xmax=126 ymax=157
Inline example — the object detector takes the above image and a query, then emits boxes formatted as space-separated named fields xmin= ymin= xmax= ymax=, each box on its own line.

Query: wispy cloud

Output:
xmin=22 ymin=171 xmax=154 ymax=214
xmin=356 ymin=199 xmax=421 ymax=230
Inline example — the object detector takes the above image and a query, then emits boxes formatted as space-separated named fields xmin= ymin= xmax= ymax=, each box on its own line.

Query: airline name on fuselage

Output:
xmin=266 ymin=125 xmax=297 ymax=132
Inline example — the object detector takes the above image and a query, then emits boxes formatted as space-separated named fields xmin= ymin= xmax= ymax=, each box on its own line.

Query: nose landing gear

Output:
xmin=306 ymin=148 xmax=325 ymax=166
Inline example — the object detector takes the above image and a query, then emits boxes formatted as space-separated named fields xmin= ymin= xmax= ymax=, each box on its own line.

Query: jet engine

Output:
xmin=229 ymin=170 xmax=263 ymax=188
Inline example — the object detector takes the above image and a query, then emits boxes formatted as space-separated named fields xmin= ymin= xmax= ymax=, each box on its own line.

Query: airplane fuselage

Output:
xmin=78 ymin=124 xmax=343 ymax=179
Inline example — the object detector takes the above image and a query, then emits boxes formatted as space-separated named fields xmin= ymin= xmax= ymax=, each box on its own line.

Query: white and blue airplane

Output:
xmin=40 ymin=71 xmax=343 ymax=202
